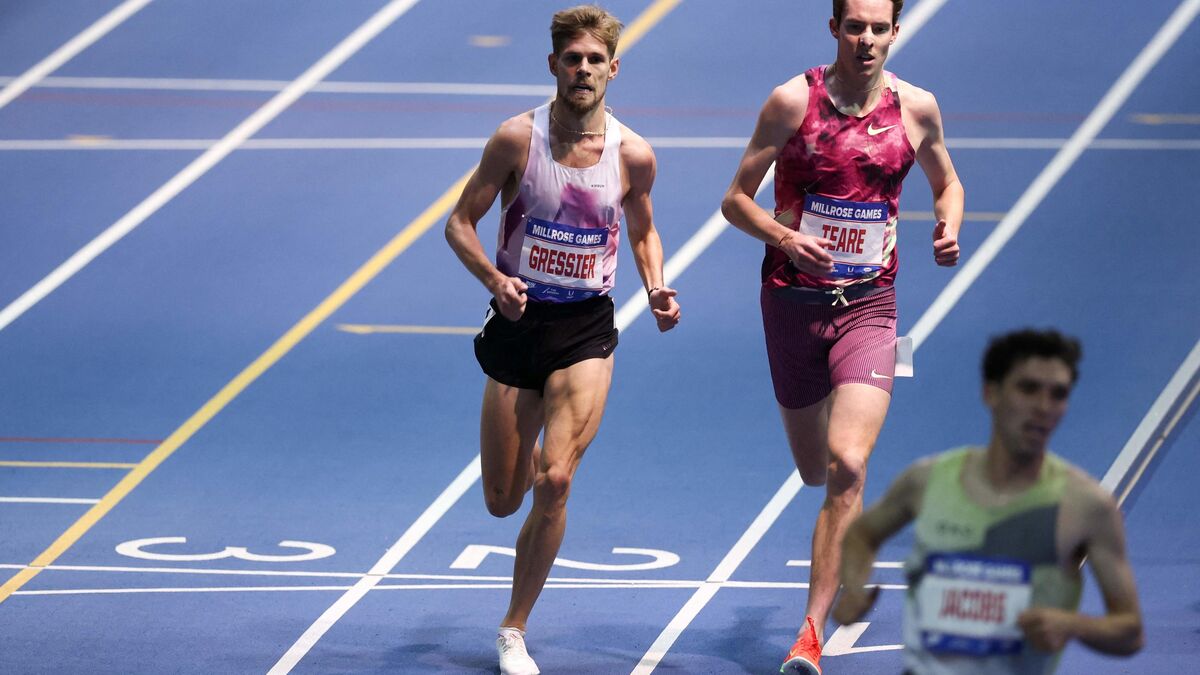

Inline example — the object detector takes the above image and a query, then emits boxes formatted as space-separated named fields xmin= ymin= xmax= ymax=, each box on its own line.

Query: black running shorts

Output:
xmin=473 ymin=294 xmax=618 ymax=393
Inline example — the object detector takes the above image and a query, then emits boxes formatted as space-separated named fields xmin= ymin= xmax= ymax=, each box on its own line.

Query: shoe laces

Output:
xmin=801 ymin=616 xmax=822 ymax=649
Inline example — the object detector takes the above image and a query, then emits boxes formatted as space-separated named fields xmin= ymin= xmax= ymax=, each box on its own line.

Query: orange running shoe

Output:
xmin=780 ymin=616 xmax=822 ymax=674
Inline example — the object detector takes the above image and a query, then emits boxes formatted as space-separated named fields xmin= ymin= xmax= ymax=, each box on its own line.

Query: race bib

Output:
xmin=916 ymin=553 xmax=1032 ymax=656
xmin=519 ymin=217 xmax=607 ymax=302
xmin=798 ymin=194 xmax=887 ymax=279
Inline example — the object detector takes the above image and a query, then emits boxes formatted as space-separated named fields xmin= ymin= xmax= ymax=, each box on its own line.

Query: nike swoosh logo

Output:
xmin=870 ymin=369 xmax=893 ymax=380
xmin=867 ymin=124 xmax=897 ymax=136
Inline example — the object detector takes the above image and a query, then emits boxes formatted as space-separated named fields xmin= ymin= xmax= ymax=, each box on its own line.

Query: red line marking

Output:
xmin=0 ymin=437 xmax=162 ymax=445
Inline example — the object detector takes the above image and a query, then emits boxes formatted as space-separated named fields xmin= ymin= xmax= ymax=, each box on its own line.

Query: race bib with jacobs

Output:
xmin=798 ymin=194 xmax=887 ymax=279
xmin=916 ymin=553 xmax=1033 ymax=657
xmin=519 ymin=216 xmax=608 ymax=302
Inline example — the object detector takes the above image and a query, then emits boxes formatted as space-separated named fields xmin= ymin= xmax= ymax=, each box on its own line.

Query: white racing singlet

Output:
xmin=494 ymin=103 xmax=624 ymax=303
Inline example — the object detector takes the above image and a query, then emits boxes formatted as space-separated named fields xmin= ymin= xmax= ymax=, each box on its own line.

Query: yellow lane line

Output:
xmin=0 ymin=0 xmax=682 ymax=605
xmin=617 ymin=0 xmax=682 ymax=57
xmin=0 ymin=461 xmax=138 ymax=469
xmin=336 ymin=323 xmax=477 ymax=335
xmin=0 ymin=171 xmax=472 ymax=603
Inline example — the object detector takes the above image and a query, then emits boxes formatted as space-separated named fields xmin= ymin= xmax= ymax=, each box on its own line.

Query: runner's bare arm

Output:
xmin=1019 ymin=485 xmax=1144 ymax=655
xmin=445 ymin=115 xmax=531 ymax=320
xmin=622 ymin=128 xmax=679 ymax=332
xmin=903 ymin=83 xmax=964 ymax=267
xmin=833 ymin=460 xmax=931 ymax=624
xmin=721 ymin=78 xmax=835 ymax=276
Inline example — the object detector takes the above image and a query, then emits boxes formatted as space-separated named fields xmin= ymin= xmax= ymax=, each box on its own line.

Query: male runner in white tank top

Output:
xmin=445 ymin=6 xmax=680 ymax=675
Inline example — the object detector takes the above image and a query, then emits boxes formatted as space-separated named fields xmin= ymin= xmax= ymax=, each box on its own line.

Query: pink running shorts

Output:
xmin=760 ymin=285 xmax=898 ymax=409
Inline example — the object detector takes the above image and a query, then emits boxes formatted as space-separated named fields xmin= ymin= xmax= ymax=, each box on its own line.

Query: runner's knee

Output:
xmin=533 ymin=465 xmax=572 ymax=509
xmin=827 ymin=450 xmax=868 ymax=496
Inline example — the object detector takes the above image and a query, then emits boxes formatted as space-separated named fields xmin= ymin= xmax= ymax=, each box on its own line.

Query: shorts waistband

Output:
xmin=512 ymin=294 xmax=613 ymax=317
xmin=770 ymin=283 xmax=891 ymax=306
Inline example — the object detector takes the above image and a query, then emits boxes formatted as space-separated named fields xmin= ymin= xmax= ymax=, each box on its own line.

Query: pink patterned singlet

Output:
xmin=766 ymin=65 xmax=916 ymax=290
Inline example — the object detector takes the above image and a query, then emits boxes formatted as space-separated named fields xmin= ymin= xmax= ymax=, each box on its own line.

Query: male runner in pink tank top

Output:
xmin=721 ymin=1 xmax=964 ymax=672
xmin=445 ymin=6 xmax=680 ymax=675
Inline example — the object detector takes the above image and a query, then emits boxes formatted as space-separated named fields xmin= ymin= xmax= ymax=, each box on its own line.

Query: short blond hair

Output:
xmin=550 ymin=5 xmax=622 ymax=58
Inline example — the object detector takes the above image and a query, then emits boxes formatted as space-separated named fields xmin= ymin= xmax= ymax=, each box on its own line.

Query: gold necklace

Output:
xmin=826 ymin=68 xmax=886 ymax=116
xmin=549 ymin=100 xmax=609 ymax=137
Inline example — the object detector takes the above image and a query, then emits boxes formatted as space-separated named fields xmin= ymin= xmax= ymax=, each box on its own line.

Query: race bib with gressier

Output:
xmin=916 ymin=553 xmax=1033 ymax=656
xmin=519 ymin=217 xmax=608 ymax=302
xmin=799 ymin=194 xmax=887 ymax=279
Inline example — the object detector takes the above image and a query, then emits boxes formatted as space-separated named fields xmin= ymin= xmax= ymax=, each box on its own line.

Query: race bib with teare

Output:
xmin=798 ymin=193 xmax=888 ymax=279
xmin=518 ymin=216 xmax=609 ymax=302
xmin=915 ymin=553 xmax=1033 ymax=657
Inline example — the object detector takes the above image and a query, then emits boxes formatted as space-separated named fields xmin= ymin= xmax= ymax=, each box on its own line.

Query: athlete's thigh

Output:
xmin=480 ymin=376 xmax=545 ymax=488
xmin=779 ymin=397 xmax=831 ymax=479
xmin=540 ymin=356 xmax=614 ymax=472
xmin=826 ymin=382 xmax=891 ymax=463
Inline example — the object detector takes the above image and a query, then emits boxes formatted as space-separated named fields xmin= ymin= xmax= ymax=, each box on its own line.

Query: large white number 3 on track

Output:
xmin=115 ymin=537 xmax=336 ymax=562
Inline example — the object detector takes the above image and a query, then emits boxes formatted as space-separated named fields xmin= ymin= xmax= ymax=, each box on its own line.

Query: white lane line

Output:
xmin=0 ymin=562 xmax=736 ymax=585
xmin=890 ymin=0 xmax=952 ymax=50
xmin=265 ymin=454 xmax=481 ymax=674
xmin=786 ymin=559 xmax=904 ymax=569
xmin=615 ymin=172 xmax=774 ymax=329
xmin=1102 ymin=338 xmax=1200 ymax=505
xmin=10 ymin=137 xmax=1200 ymax=152
xmin=948 ymin=138 xmax=1200 ymax=150
xmin=16 ymin=585 xmax=357 ymax=596
xmin=13 ymin=579 xmax=911 ymax=597
xmin=0 ymin=0 xmax=423 ymax=333
xmin=629 ymin=1 xmax=950 ymax=668
xmin=0 ymin=563 xmax=364 ymax=579
xmin=0 ymin=497 xmax=100 ymax=505
xmin=0 ymin=0 xmax=154 ymax=111
xmin=908 ymin=0 xmax=1200 ymax=350
xmin=822 ymin=622 xmax=904 ymax=655
xmin=0 ymin=561 xmax=862 ymax=584
xmin=15 ymin=583 xmax=697 ymax=597
xmin=632 ymin=474 xmax=805 ymax=675
xmin=0 ymin=75 xmax=554 ymax=97
xmin=0 ymin=561 xmax=908 ymax=585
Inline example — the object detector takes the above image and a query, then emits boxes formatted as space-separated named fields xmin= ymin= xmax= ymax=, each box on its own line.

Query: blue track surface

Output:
xmin=1 ymin=1 xmax=1198 ymax=672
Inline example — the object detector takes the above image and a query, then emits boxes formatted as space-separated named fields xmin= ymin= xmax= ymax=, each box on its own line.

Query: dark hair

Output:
xmin=832 ymin=0 xmax=904 ymax=25
xmin=982 ymin=328 xmax=1083 ymax=384
xmin=551 ymin=5 xmax=623 ymax=58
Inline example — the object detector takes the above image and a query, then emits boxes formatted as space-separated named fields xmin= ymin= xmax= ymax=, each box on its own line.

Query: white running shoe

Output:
xmin=496 ymin=627 xmax=540 ymax=675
